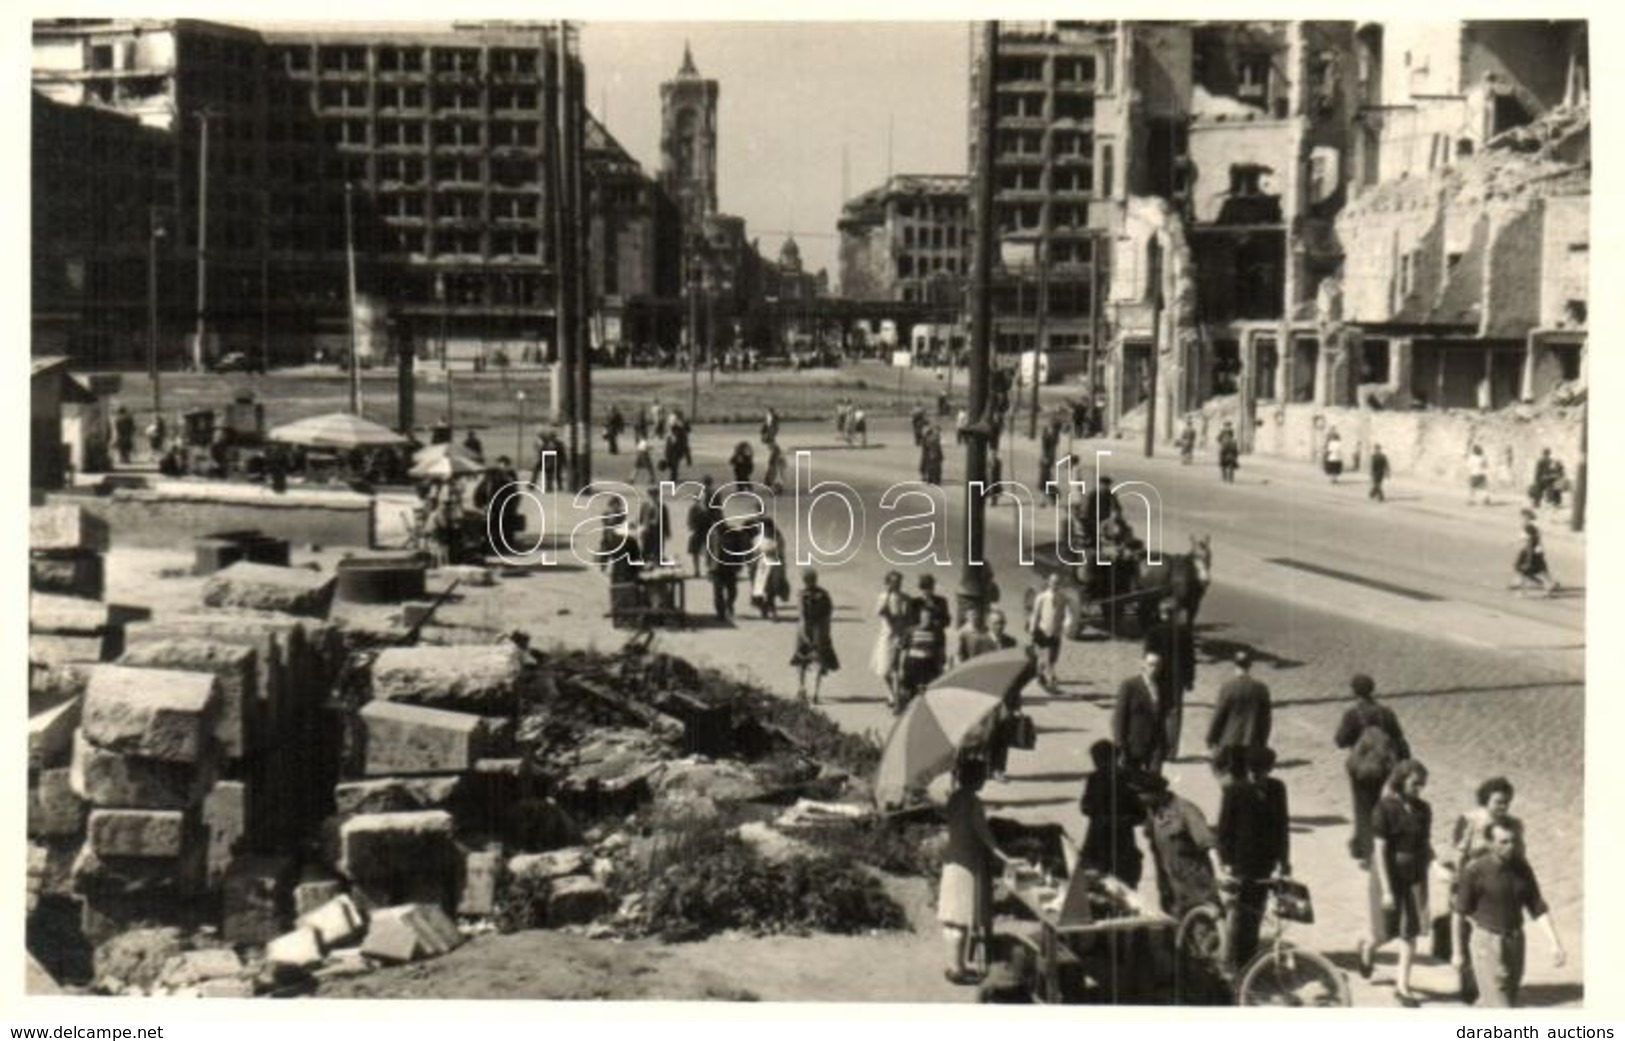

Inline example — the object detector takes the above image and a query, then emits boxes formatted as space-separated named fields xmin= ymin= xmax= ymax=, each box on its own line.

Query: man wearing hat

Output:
xmin=1144 ymin=598 xmax=1197 ymax=763
xmin=1206 ymin=649 xmax=1272 ymax=761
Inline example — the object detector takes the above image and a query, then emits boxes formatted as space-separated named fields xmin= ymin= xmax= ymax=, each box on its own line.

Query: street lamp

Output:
xmin=516 ymin=390 xmax=528 ymax=466
xmin=148 ymin=206 xmax=167 ymax=421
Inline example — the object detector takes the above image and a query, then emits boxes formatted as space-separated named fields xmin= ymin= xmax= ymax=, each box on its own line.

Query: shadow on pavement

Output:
xmin=1275 ymin=679 xmax=1583 ymax=708
xmin=1197 ymin=636 xmax=1308 ymax=670
xmin=1013 ymin=771 xmax=1090 ymax=784
xmin=983 ymin=794 xmax=1078 ymax=809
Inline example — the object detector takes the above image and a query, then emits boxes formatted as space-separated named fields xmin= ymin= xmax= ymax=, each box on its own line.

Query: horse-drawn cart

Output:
xmin=1027 ymin=532 xmax=1212 ymax=638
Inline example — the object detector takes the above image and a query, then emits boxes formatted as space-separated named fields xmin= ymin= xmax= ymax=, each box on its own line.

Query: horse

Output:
xmin=1131 ymin=533 xmax=1213 ymax=631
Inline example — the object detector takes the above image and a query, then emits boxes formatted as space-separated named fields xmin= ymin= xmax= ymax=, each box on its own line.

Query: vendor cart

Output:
xmin=609 ymin=567 xmax=689 ymax=630
xmin=996 ymin=858 xmax=1176 ymax=1004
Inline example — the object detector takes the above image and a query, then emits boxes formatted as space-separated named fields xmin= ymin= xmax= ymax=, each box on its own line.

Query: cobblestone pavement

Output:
xmin=104 ymin=415 xmax=1586 ymax=1007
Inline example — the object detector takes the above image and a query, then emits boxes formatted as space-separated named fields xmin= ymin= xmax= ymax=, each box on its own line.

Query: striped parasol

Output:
xmin=873 ymin=686 xmax=1003 ymax=810
xmin=268 ymin=412 xmax=409 ymax=450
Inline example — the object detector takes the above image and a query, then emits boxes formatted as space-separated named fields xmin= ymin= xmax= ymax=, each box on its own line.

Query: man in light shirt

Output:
xmin=1028 ymin=572 xmax=1066 ymax=693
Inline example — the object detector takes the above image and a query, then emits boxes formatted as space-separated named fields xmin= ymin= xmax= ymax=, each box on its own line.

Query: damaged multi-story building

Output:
xmin=837 ymin=174 xmax=972 ymax=306
xmin=1096 ymin=19 xmax=1588 ymax=457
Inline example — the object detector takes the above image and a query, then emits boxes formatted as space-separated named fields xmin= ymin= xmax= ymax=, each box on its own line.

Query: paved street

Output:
xmin=467 ymin=414 xmax=1585 ymax=1007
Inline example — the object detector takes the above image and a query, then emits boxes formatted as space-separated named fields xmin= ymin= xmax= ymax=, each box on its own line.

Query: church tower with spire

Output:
xmin=659 ymin=43 xmax=719 ymax=234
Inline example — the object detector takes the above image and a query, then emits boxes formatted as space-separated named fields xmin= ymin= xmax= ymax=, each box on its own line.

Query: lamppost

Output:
xmin=515 ymin=390 xmax=528 ymax=466
xmin=193 ymin=108 xmax=211 ymax=373
xmin=148 ymin=206 xmax=167 ymax=420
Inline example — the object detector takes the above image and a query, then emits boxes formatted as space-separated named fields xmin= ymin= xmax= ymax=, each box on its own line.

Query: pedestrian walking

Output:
xmin=851 ymin=406 xmax=868 ymax=447
xmin=1369 ymin=443 xmax=1390 ymax=502
xmin=1112 ymin=651 xmax=1165 ymax=774
xmin=430 ymin=415 xmax=452 ymax=446
xmin=636 ymin=485 xmax=670 ymax=569
xmin=1144 ymin=599 xmax=1196 ymax=763
xmin=1079 ymin=739 xmax=1146 ymax=888
xmin=1206 ymin=650 xmax=1272 ymax=759
xmin=939 ymin=757 xmax=1007 ymax=985
xmin=790 ymin=568 xmax=840 ymax=705
xmin=632 ymin=406 xmax=650 ymax=445
xmin=1448 ymin=776 xmax=1528 ymax=1004
xmin=1136 ymin=772 xmax=1224 ymax=920
xmin=896 ymin=575 xmax=950 ymax=712
xmin=1217 ymin=421 xmax=1239 ymax=484
xmin=1027 ymin=573 xmax=1066 ymax=693
xmin=1334 ymin=674 xmax=1410 ymax=866
xmin=1323 ymin=427 xmax=1344 ymax=482
xmin=662 ymin=428 xmax=684 ymax=483
xmin=686 ymin=476 xmax=719 ymax=577
xmin=911 ymin=403 xmax=927 ymax=446
xmin=112 ymin=406 xmax=135 ymax=466
xmin=1217 ymin=746 xmax=1293 ymax=973
xmin=953 ymin=604 xmax=1000 ymax=667
xmin=1466 ymin=444 xmax=1492 ymax=505
xmin=705 ymin=519 xmax=742 ymax=620
xmin=749 ymin=520 xmax=788 ymax=620
xmin=1178 ymin=418 xmax=1197 ymax=465
xmin=920 ymin=427 xmax=944 ymax=486
xmin=762 ymin=436 xmax=786 ymax=494
xmin=729 ymin=440 xmax=754 ymax=487
xmin=871 ymin=570 xmax=912 ymax=708
xmin=1039 ymin=420 xmax=1060 ymax=503
xmin=1451 ymin=822 xmax=1566 ymax=1008
xmin=671 ymin=410 xmax=693 ymax=468
xmin=629 ymin=437 xmax=658 ymax=485
xmin=987 ymin=446 xmax=1004 ymax=506
xmin=604 ymin=404 xmax=625 ymax=455
xmin=463 ymin=428 xmax=484 ymax=461
xmin=1511 ymin=508 xmax=1560 ymax=596
xmin=1357 ymin=759 xmax=1434 ymax=1007
xmin=761 ymin=406 xmax=780 ymax=446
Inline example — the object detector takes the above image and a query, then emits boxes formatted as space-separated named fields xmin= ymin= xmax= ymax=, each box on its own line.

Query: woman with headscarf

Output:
xmin=939 ymin=757 xmax=1007 ymax=985
xmin=1358 ymin=759 xmax=1435 ymax=1007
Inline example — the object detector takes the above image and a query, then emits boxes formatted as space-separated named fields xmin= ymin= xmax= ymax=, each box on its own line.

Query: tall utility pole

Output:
xmin=1143 ymin=234 xmax=1163 ymax=458
xmin=344 ymin=182 xmax=362 ymax=416
xmin=193 ymin=109 xmax=210 ymax=372
xmin=551 ymin=23 xmax=579 ymax=486
xmin=1572 ymin=399 xmax=1587 ymax=532
xmin=961 ymin=20 xmax=998 ymax=615
xmin=564 ymin=23 xmax=591 ymax=489
xmin=1027 ymin=242 xmax=1048 ymax=439
xmin=148 ymin=206 xmax=166 ymax=418
xmin=687 ymin=245 xmax=700 ymax=420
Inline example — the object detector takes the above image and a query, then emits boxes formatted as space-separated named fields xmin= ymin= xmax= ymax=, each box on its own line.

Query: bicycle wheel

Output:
xmin=1237 ymin=942 xmax=1350 ymax=1007
xmin=1174 ymin=904 xmax=1229 ymax=1004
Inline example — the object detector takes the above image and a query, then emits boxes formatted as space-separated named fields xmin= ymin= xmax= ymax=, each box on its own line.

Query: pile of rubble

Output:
xmin=27 ymin=509 xmax=886 ymax=995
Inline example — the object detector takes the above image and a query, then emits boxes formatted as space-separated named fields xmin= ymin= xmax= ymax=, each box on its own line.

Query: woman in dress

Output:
xmin=1359 ymin=759 xmax=1434 ymax=1007
xmin=1511 ymin=508 xmax=1560 ymax=596
xmin=762 ymin=436 xmax=786 ymax=494
xmin=870 ymin=570 xmax=912 ymax=708
xmin=1323 ymin=427 xmax=1345 ymax=483
xmin=939 ymin=757 xmax=1007 ymax=985
xmin=790 ymin=568 xmax=840 ymax=704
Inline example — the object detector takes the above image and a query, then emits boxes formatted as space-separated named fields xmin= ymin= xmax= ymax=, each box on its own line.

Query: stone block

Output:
xmin=31 ymin=504 xmax=111 ymax=554
xmin=202 ymin=562 xmax=335 ymax=619
xmin=29 ymin=633 xmax=117 ymax=667
xmin=655 ymin=758 xmax=767 ymax=804
xmin=158 ymin=948 xmax=244 ymax=989
xmin=360 ymin=904 xmax=463 ymax=964
xmin=546 ymin=875 xmax=614 ymax=926
xmin=29 ymin=697 xmax=81 ymax=771
xmin=265 ymin=927 xmax=324 ymax=973
xmin=71 ymin=731 xmax=217 ymax=810
xmin=457 ymin=849 xmax=504 ymax=917
xmin=508 ymin=847 xmax=591 ymax=883
xmin=296 ymin=894 xmax=365 ymax=949
xmin=332 ymin=776 xmax=464 ymax=818
xmin=358 ymin=701 xmax=509 ymax=776
xmin=30 ymin=662 xmax=89 ymax=716
xmin=71 ymin=843 xmax=206 ymax=899
xmin=369 ymin=644 xmax=524 ymax=713
xmin=119 ymin=640 xmax=258 ymax=760
xmin=431 ymin=565 xmax=494 ymax=587
xmin=30 ymin=552 xmax=105 ymax=601
xmin=30 ymin=594 xmax=147 ymax=635
xmin=198 ymin=977 xmax=257 ymax=998
xmin=81 ymin=665 xmax=219 ymax=764
xmin=221 ymin=855 xmax=294 ymax=945
xmin=338 ymin=810 xmax=456 ymax=882
xmin=202 ymin=782 xmax=248 ymax=886
xmin=293 ymin=878 xmax=346 ymax=918
xmin=28 ymin=768 xmax=85 ymax=839
xmin=87 ymin=809 xmax=187 ymax=858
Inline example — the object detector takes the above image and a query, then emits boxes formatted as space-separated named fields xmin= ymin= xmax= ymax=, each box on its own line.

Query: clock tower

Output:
xmin=659 ymin=43 xmax=719 ymax=234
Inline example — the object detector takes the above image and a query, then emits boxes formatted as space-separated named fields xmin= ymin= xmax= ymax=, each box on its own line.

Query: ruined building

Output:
xmin=837 ymin=174 xmax=971 ymax=306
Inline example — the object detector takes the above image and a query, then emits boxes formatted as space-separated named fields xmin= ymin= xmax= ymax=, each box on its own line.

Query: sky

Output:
xmin=579 ymin=23 xmax=971 ymax=276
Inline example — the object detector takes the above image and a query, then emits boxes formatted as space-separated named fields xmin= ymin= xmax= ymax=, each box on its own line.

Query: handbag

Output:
xmin=1008 ymin=711 xmax=1038 ymax=751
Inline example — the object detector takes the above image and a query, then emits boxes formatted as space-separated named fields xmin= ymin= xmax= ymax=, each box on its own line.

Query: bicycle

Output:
xmin=1175 ymin=877 xmax=1350 ymax=1007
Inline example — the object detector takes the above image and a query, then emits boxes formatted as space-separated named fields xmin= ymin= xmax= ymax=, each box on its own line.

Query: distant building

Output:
xmin=584 ymin=110 xmax=682 ymax=355
xmin=837 ymin=174 xmax=970 ymax=306
xmin=658 ymin=44 xmax=719 ymax=237
xmin=31 ymin=18 xmax=600 ymax=369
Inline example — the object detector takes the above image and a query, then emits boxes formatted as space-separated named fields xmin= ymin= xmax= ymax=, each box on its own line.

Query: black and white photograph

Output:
xmin=21 ymin=14 xmax=1596 ymax=1012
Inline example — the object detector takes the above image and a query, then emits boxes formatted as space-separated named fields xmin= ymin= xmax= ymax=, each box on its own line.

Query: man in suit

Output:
xmin=1113 ymin=651 xmax=1165 ymax=773
xmin=1144 ymin=599 xmax=1198 ymax=763
xmin=1206 ymin=649 xmax=1272 ymax=760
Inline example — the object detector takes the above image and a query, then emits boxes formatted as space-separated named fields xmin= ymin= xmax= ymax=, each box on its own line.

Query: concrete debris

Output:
xmin=27 ymin=767 xmax=86 ymax=839
xmin=507 ymin=847 xmax=591 ymax=883
xmin=360 ymin=903 xmax=464 ymax=964
xmin=29 ymin=697 xmax=81 ymax=771
xmin=222 ymin=855 xmax=294 ymax=946
xmin=30 ymin=662 xmax=89 ymax=715
xmin=265 ymin=927 xmax=324 ymax=973
xmin=734 ymin=822 xmax=813 ymax=864
xmin=653 ymin=758 xmax=767 ymax=804
xmin=296 ymin=894 xmax=365 ymax=949
xmin=457 ymin=849 xmax=505 ymax=917
xmin=29 ymin=633 xmax=118 ymax=668
xmin=358 ymin=700 xmax=511 ymax=776
xmin=201 ymin=782 xmax=247 ymax=886
xmin=81 ymin=665 xmax=219 ymax=764
xmin=338 ymin=810 xmax=457 ymax=885
xmin=92 ymin=926 xmax=187 ymax=994
xmin=430 ymin=565 xmax=495 ymax=587
xmin=369 ymin=644 xmax=526 ymax=713
xmin=332 ymin=776 xmax=465 ymax=818
xmin=202 ymin=562 xmax=336 ymax=618
xmin=546 ymin=876 xmax=614 ymax=926
xmin=86 ymin=809 xmax=188 ymax=859
xmin=118 ymin=639 xmax=258 ymax=760
xmin=71 ymin=731 xmax=218 ymax=810
xmin=197 ymin=977 xmax=257 ymax=998
xmin=309 ymin=947 xmax=372 ymax=981
xmin=293 ymin=877 xmax=346 ymax=918
xmin=30 ymin=552 xmax=106 ymax=601
xmin=157 ymin=948 xmax=244 ymax=989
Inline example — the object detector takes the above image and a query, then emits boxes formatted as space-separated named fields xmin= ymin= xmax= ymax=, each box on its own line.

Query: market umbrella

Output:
xmin=929 ymin=647 xmax=1036 ymax=704
xmin=873 ymin=686 xmax=1003 ymax=810
xmin=268 ymin=412 xmax=409 ymax=450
